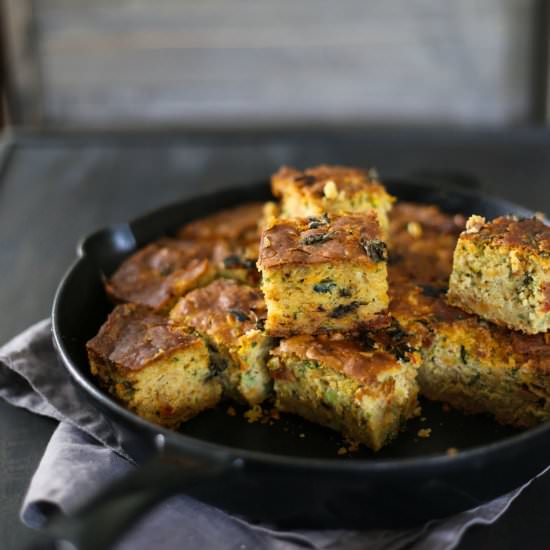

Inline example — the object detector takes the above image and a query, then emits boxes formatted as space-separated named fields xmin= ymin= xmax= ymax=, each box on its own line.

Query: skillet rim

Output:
xmin=51 ymin=178 xmax=550 ymax=471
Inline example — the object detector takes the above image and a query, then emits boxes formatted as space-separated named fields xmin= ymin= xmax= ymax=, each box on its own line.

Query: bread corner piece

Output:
xmin=271 ymin=165 xmax=394 ymax=236
xmin=268 ymin=333 xmax=420 ymax=450
xmin=105 ymin=238 xmax=217 ymax=311
xmin=419 ymin=312 xmax=550 ymax=428
xmin=177 ymin=202 xmax=263 ymax=286
xmin=87 ymin=303 xmax=221 ymax=428
xmin=258 ymin=212 xmax=389 ymax=336
xmin=386 ymin=278 xmax=550 ymax=428
xmin=170 ymin=279 xmax=274 ymax=405
xmin=448 ymin=214 xmax=550 ymax=334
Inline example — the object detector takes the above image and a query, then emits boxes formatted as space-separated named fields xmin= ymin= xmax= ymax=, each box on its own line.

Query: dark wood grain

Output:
xmin=4 ymin=0 xmax=543 ymax=127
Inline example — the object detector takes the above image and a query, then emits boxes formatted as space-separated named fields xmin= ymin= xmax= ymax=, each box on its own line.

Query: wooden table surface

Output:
xmin=2 ymin=128 xmax=550 ymax=549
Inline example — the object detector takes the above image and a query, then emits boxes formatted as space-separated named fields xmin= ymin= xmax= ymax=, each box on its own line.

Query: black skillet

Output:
xmin=51 ymin=178 xmax=550 ymax=544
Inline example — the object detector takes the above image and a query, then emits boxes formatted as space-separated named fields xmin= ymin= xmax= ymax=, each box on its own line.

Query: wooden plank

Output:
xmin=1 ymin=0 xmax=43 ymax=124
xmin=34 ymin=0 xmax=537 ymax=127
xmin=531 ymin=0 xmax=550 ymax=124
xmin=2 ymin=0 xmax=543 ymax=127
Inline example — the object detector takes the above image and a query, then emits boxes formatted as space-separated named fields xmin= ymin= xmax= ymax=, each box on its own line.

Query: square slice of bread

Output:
xmin=268 ymin=334 xmax=420 ymax=451
xmin=448 ymin=215 xmax=550 ymax=334
xmin=87 ymin=303 xmax=221 ymax=428
xmin=170 ymin=279 xmax=274 ymax=405
xmin=271 ymin=165 xmax=394 ymax=236
xmin=258 ymin=212 xmax=389 ymax=336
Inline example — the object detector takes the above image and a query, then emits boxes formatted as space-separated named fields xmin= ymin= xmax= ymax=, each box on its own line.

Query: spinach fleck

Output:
xmin=358 ymin=331 xmax=376 ymax=351
xmin=386 ymin=319 xmax=414 ymax=362
xmin=307 ymin=213 xmax=330 ymax=229
xmin=361 ymin=239 xmax=387 ymax=262
xmin=460 ymin=345 xmax=468 ymax=365
xmin=206 ymin=354 xmax=228 ymax=380
xmin=313 ymin=279 xmax=338 ymax=293
xmin=229 ymin=309 xmax=250 ymax=322
xmin=330 ymin=301 xmax=362 ymax=318
xmin=302 ymin=232 xmax=334 ymax=245
xmin=223 ymin=255 xmax=256 ymax=270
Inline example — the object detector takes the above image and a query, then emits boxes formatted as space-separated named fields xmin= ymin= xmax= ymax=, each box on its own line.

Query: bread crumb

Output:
xmin=244 ymin=405 xmax=263 ymax=423
xmin=465 ymin=215 xmax=485 ymax=234
xmin=323 ymin=180 xmax=338 ymax=199
xmin=420 ymin=416 xmax=427 ymax=422
xmin=446 ymin=447 xmax=459 ymax=457
xmin=337 ymin=447 xmax=348 ymax=455
xmin=341 ymin=438 xmax=360 ymax=453
xmin=417 ymin=428 xmax=432 ymax=438
xmin=299 ymin=433 xmax=306 ymax=438
xmin=407 ymin=221 xmax=423 ymax=238
xmin=227 ymin=406 xmax=237 ymax=417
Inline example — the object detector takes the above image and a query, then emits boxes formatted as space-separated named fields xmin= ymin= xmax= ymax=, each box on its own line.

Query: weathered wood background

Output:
xmin=3 ymin=0 xmax=545 ymax=127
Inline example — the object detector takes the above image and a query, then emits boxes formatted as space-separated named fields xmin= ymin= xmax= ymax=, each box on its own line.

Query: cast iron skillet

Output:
xmin=51 ymin=178 xmax=550 ymax=542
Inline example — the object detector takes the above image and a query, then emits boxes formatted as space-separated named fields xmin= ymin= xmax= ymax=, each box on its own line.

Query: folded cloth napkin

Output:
xmin=0 ymin=320 xmax=547 ymax=550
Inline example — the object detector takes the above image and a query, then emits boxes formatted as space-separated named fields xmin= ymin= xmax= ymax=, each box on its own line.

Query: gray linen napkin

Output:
xmin=0 ymin=320 xmax=546 ymax=550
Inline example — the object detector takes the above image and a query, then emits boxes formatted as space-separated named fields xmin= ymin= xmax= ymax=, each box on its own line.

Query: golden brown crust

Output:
xmin=390 ymin=203 xmax=466 ymax=236
xmin=105 ymin=238 xmax=215 ymax=310
xmin=460 ymin=215 xmax=550 ymax=255
xmin=272 ymin=335 xmax=399 ymax=384
xmin=388 ymin=202 xmax=465 ymax=285
xmin=389 ymin=279 xmax=550 ymax=367
xmin=272 ymin=165 xmax=387 ymax=200
xmin=87 ymin=304 xmax=200 ymax=371
xmin=448 ymin=215 xmax=550 ymax=334
xmin=170 ymin=279 xmax=266 ymax=347
xmin=177 ymin=202 xmax=263 ymax=245
xmin=388 ymin=282 xmax=466 ymax=325
xmin=258 ymin=212 xmax=384 ymax=269
xmin=509 ymin=331 xmax=550 ymax=358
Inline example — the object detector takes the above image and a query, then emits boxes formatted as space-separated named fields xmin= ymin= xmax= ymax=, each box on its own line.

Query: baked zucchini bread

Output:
xmin=271 ymin=165 xmax=394 ymax=235
xmin=448 ymin=215 xmax=550 ymax=334
xmin=177 ymin=202 xmax=263 ymax=245
xmin=177 ymin=202 xmax=263 ymax=285
xmin=258 ymin=212 xmax=389 ymax=336
xmin=170 ymin=279 xmax=274 ymax=405
xmin=388 ymin=202 xmax=466 ymax=286
xmin=388 ymin=280 xmax=550 ymax=428
xmin=419 ymin=313 xmax=550 ymax=428
xmin=268 ymin=334 xmax=420 ymax=450
xmin=87 ymin=303 xmax=221 ymax=428
xmin=105 ymin=238 xmax=217 ymax=311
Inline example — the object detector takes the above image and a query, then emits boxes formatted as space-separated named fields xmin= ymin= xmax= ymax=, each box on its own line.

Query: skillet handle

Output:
xmin=44 ymin=444 xmax=241 ymax=550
